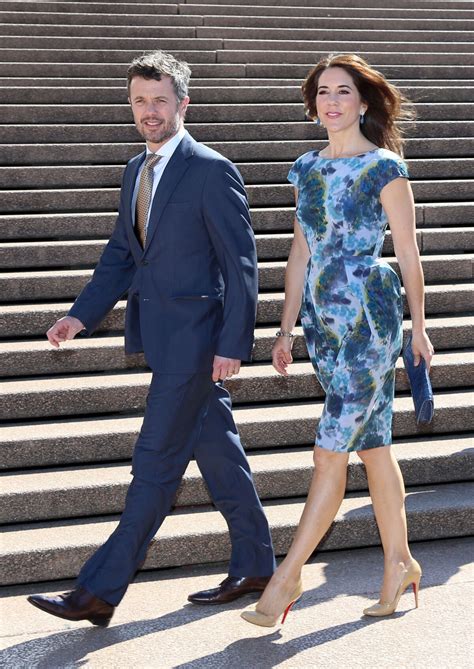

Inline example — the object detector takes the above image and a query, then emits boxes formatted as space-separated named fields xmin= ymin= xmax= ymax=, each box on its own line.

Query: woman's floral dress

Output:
xmin=288 ymin=148 xmax=409 ymax=452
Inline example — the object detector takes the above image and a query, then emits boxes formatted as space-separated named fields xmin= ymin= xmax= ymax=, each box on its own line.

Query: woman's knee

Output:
xmin=313 ymin=446 xmax=349 ymax=472
xmin=357 ymin=444 xmax=392 ymax=466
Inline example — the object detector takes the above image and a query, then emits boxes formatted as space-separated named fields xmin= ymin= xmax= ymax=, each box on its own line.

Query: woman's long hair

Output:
xmin=302 ymin=53 xmax=415 ymax=156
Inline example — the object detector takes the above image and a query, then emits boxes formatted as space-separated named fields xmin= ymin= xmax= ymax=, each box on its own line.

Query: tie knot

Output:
xmin=145 ymin=153 xmax=161 ymax=170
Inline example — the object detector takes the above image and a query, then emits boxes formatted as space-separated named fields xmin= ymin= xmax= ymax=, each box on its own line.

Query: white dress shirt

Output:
xmin=131 ymin=126 xmax=186 ymax=233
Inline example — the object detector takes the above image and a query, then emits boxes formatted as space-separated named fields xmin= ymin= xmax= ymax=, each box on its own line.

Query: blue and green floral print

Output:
xmin=288 ymin=148 xmax=408 ymax=452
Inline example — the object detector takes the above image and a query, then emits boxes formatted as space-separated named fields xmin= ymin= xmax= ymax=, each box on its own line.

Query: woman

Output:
xmin=241 ymin=53 xmax=434 ymax=627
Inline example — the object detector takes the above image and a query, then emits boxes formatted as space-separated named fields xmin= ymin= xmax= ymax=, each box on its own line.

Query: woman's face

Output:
xmin=315 ymin=66 xmax=367 ymax=131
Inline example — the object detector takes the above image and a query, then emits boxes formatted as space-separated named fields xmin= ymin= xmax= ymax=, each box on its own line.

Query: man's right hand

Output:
xmin=46 ymin=316 xmax=85 ymax=348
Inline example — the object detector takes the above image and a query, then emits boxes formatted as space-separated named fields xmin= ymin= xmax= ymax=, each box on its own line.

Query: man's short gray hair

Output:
xmin=127 ymin=50 xmax=192 ymax=101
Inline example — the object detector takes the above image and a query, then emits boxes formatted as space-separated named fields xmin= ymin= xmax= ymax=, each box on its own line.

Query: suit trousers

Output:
xmin=77 ymin=371 xmax=275 ymax=605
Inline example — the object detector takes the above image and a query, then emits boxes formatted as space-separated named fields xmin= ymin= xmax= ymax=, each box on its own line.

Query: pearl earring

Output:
xmin=360 ymin=113 xmax=365 ymax=125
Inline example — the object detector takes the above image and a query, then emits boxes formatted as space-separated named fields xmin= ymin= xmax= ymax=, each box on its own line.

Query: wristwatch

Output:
xmin=275 ymin=329 xmax=295 ymax=339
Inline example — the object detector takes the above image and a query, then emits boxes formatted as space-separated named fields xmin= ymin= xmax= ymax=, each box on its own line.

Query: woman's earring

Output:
xmin=314 ymin=117 xmax=321 ymax=126
xmin=360 ymin=113 xmax=365 ymax=125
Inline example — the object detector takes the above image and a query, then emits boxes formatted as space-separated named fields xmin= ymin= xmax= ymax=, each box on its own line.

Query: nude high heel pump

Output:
xmin=240 ymin=579 xmax=303 ymax=628
xmin=363 ymin=559 xmax=422 ymax=617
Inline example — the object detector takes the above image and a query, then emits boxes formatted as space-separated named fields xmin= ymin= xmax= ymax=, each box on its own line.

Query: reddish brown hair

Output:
xmin=302 ymin=53 xmax=415 ymax=155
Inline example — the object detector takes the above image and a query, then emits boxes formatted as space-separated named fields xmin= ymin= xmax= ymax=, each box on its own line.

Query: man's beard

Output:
xmin=138 ymin=114 xmax=180 ymax=145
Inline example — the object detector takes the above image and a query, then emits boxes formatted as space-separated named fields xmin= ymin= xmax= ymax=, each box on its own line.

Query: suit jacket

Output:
xmin=68 ymin=131 xmax=258 ymax=373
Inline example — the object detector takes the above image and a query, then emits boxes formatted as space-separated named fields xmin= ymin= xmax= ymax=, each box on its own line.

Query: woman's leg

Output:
xmin=357 ymin=445 xmax=412 ymax=602
xmin=256 ymin=447 xmax=349 ymax=616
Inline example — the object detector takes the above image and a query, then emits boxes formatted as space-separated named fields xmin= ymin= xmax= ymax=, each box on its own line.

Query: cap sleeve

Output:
xmin=288 ymin=156 xmax=302 ymax=188
xmin=379 ymin=156 xmax=409 ymax=192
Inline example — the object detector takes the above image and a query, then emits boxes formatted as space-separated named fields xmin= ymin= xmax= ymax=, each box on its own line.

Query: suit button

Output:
xmin=142 ymin=260 xmax=149 ymax=266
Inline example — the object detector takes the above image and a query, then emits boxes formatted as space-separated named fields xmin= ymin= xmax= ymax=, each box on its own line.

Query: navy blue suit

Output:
xmin=69 ymin=131 xmax=275 ymax=605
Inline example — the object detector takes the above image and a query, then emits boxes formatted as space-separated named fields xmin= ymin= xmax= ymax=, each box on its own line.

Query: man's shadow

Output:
xmin=0 ymin=602 xmax=222 ymax=669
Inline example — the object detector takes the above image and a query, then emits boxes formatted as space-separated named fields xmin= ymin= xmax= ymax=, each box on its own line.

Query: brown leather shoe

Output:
xmin=187 ymin=576 xmax=271 ymax=605
xmin=27 ymin=586 xmax=114 ymax=627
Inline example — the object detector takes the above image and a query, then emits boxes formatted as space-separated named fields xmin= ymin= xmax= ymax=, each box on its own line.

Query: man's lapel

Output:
xmin=124 ymin=150 xmax=146 ymax=255
xmin=144 ymin=131 xmax=195 ymax=252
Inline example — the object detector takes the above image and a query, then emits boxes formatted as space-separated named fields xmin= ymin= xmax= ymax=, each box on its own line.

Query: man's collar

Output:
xmin=145 ymin=127 xmax=186 ymax=157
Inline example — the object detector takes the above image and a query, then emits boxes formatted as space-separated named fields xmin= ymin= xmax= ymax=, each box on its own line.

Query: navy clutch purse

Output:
xmin=402 ymin=335 xmax=434 ymax=424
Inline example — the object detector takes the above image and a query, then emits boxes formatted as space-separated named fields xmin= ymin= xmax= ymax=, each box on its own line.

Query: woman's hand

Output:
xmin=411 ymin=329 xmax=434 ymax=372
xmin=272 ymin=336 xmax=294 ymax=376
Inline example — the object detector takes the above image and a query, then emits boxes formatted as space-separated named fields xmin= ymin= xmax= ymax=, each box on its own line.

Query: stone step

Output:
xmin=0 ymin=22 xmax=200 ymax=37
xmin=0 ymin=24 xmax=471 ymax=46
xmin=247 ymin=64 xmax=474 ymax=79
xmin=1 ymin=434 xmax=472 ymax=524
xmin=2 ymin=181 xmax=472 ymax=215
xmin=0 ymin=62 xmax=245 ymax=78
xmin=186 ymin=0 xmax=473 ymax=7
xmin=0 ymin=1 xmax=179 ymax=15
xmin=0 ymin=59 xmax=472 ymax=81
xmin=0 ymin=0 xmax=471 ymax=24
xmin=1 ymin=50 xmax=473 ymax=72
xmin=421 ymin=228 xmax=474 ymax=251
xmin=3 ymin=227 xmax=472 ymax=268
xmin=0 ymin=36 xmax=473 ymax=61
xmin=1 ymin=77 xmax=472 ymax=88
xmin=1 ymin=352 xmax=472 ymax=421
xmin=1 ymin=315 xmax=471 ymax=378
xmin=0 ymin=121 xmax=471 ymax=146
xmin=3 ymin=138 xmax=473 ymax=167
xmin=2 ymin=391 xmax=472 ymax=469
xmin=2 ymin=158 xmax=472 ymax=190
xmin=0 ymin=203 xmax=470 ymax=243
xmin=195 ymin=12 xmax=474 ymax=34
xmin=3 ymin=84 xmax=474 ymax=105
xmin=0 ymin=35 xmax=225 ymax=51
xmin=217 ymin=50 xmax=473 ymax=66
xmin=0 ymin=47 xmax=220 ymax=64
xmin=0 ymin=2 xmax=470 ymax=28
xmin=1 ymin=480 xmax=472 ymax=585
xmin=0 ymin=255 xmax=472 ymax=303
xmin=0 ymin=11 xmax=203 ymax=27
xmin=2 ymin=0 xmax=470 ymax=10
xmin=199 ymin=28 xmax=474 ymax=47
xmin=1 ymin=283 xmax=471 ymax=338
xmin=1 ymin=102 xmax=471 ymax=125
xmin=5 ymin=3 xmax=470 ymax=22
xmin=2 ymin=19 xmax=474 ymax=49
xmin=187 ymin=4 xmax=474 ymax=22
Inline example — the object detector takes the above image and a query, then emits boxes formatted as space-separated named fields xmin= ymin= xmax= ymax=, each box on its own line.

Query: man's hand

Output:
xmin=212 ymin=356 xmax=241 ymax=382
xmin=46 ymin=316 xmax=85 ymax=348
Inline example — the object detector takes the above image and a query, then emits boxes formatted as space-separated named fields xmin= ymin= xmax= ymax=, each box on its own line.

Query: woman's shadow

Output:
xmin=174 ymin=532 xmax=473 ymax=669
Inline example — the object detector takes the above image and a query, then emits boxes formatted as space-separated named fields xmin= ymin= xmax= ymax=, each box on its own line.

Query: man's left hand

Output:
xmin=212 ymin=356 xmax=241 ymax=382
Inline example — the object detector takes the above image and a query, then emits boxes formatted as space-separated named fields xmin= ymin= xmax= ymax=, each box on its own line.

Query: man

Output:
xmin=27 ymin=51 xmax=275 ymax=627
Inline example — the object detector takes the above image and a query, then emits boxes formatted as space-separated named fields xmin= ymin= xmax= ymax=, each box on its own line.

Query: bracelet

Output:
xmin=275 ymin=329 xmax=295 ymax=339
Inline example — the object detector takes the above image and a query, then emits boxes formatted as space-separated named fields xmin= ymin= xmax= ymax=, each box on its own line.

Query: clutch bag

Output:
xmin=402 ymin=335 xmax=434 ymax=424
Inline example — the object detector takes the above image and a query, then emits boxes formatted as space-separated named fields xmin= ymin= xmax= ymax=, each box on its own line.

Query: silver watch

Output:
xmin=275 ymin=329 xmax=295 ymax=339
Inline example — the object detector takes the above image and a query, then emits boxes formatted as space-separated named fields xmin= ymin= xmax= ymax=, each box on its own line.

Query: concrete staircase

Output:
xmin=0 ymin=0 xmax=473 ymax=586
